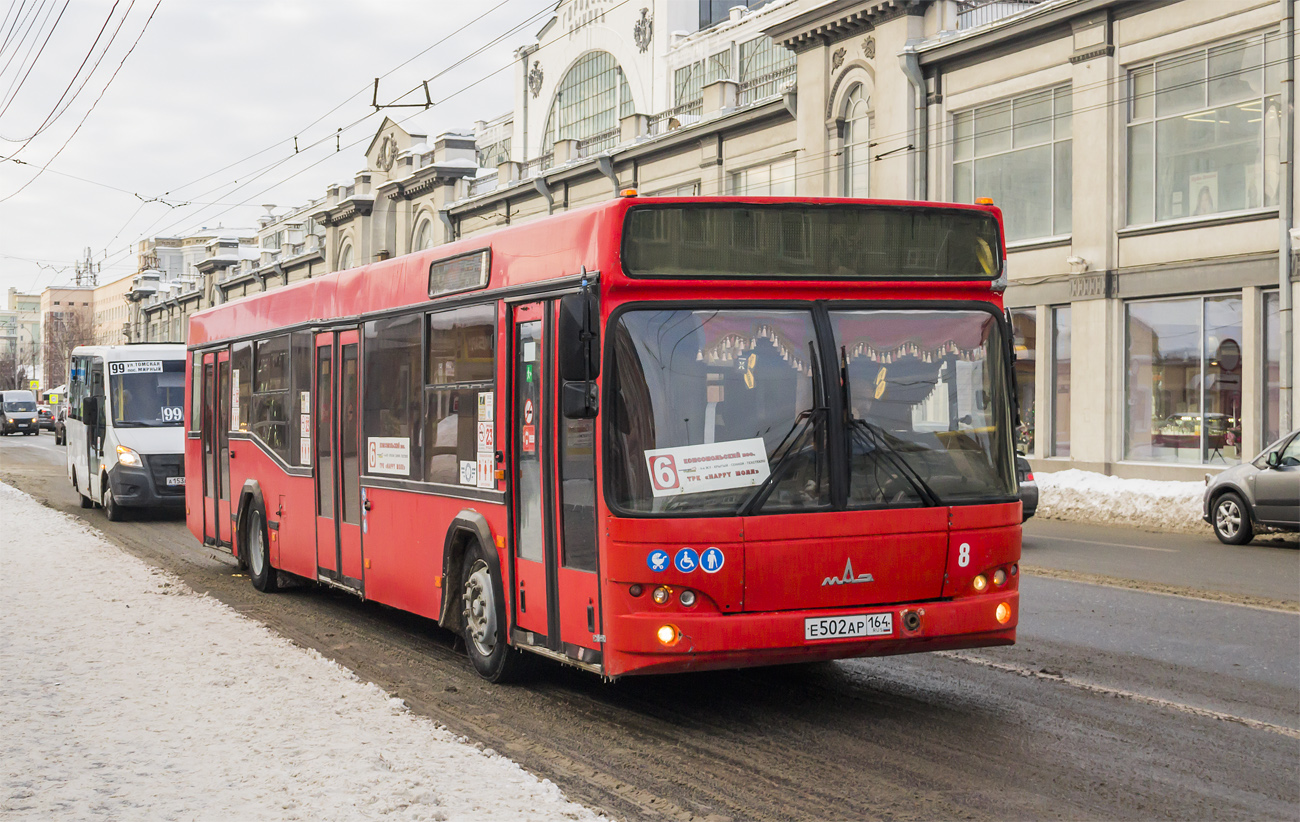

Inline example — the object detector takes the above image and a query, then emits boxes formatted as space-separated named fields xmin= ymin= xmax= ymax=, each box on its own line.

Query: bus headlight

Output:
xmin=996 ymin=602 xmax=1011 ymax=624
xmin=116 ymin=445 xmax=142 ymax=467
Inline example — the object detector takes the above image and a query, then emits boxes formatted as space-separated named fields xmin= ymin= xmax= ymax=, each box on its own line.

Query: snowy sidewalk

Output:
xmin=0 ymin=482 xmax=602 ymax=822
xmin=1034 ymin=468 xmax=1208 ymax=534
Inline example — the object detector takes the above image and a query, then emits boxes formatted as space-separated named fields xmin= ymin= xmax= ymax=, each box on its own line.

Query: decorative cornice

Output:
xmin=765 ymin=0 xmax=928 ymax=53
xmin=313 ymin=197 xmax=375 ymax=227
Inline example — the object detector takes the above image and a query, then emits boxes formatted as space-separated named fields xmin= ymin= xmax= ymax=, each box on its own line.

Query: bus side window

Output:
xmin=90 ymin=358 xmax=105 ymax=400
xmin=69 ymin=356 xmax=84 ymax=420
xmin=189 ymin=351 xmax=202 ymax=433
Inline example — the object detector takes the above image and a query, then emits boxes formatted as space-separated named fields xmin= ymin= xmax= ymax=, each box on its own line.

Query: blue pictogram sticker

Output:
xmin=674 ymin=547 xmax=700 ymax=573
xmin=647 ymin=550 xmax=670 ymax=572
xmin=700 ymin=547 xmax=725 ymax=573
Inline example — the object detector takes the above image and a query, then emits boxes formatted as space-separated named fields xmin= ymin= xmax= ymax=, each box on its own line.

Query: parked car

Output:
xmin=1203 ymin=429 xmax=1300 ymax=544
xmin=54 ymin=404 xmax=67 ymax=445
xmin=1017 ymin=455 xmax=1038 ymax=522
xmin=37 ymin=404 xmax=54 ymax=431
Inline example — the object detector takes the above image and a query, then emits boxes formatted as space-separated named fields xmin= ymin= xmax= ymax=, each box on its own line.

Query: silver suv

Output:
xmin=1203 ymin=430 xmax=1300 ymax=544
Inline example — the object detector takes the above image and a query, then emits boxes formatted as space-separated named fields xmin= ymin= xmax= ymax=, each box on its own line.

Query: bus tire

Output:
xmin=246 ymin=503 xmax=277 ymax=593
xmin=461 ymin=541 xmax=529 ymax=683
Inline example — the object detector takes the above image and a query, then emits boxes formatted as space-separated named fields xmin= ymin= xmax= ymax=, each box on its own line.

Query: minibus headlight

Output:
xmin=116 ymin=445 xmax=142 ymax=467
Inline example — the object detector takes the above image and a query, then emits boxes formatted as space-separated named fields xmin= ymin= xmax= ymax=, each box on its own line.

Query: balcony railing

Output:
xmin=648 ymin=101 xmax=703 ymax=136
xmin=522 ymin=153 xmax=553 ymax=178
xmin=957 ymin=1 xmax=1040 ymax=29
xmin=738 ymin=64 xmax=795 ymax=106
xmin=577 ymin=126 xmax=621 ymax=156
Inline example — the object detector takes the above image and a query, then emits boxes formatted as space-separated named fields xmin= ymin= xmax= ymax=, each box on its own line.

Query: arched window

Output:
xmin=338 ymin=242 xmax=353 ymax=271
xmin=413 ymin=218 xmax=433 ymax=251
xmin=841 ymin=85 xmax=871 ymax=197
xmin=542 ymin=51 xmax=632 ymax=155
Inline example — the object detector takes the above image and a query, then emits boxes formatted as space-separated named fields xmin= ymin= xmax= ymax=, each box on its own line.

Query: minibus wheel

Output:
xmin=103 ymin=487 xmax=124 ymax=522
xmin=74 ymin=471 xmax=92 ymax=508
xmin=247 ymin=504 xmax=278 ymax=593
xmin=461 ymin=541 xmax=530 ymax=683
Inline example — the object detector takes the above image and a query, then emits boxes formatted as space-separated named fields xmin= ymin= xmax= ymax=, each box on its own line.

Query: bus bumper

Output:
xmin=604 ymin=590 xmax=1018 ymax=677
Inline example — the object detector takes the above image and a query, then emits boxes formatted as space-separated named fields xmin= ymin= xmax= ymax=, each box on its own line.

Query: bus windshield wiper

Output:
xmin=737 ymin=406 xmax=823 ymax=516
xmin=840 ymin=346 xmax=941 ymax=507
xmin=737 ymin=340 xmax=826 ymax=516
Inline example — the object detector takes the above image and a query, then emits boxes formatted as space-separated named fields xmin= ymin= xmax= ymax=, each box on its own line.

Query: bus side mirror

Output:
xmin=83 ymin=396 xmax=100 ymax=427
xmin=558 ymin=292 xmax=599 ymax=382
xmin=562 ymin=381 xmax=598 ymax=419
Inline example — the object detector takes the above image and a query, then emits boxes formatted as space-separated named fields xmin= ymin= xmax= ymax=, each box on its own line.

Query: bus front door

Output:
xmin=201 ymin=352 xmax=220 ymax=544
xmin=512 ymin=301 xmax=601 ymax=663
xmin=314 ymin=330 xmax=364 ymax=591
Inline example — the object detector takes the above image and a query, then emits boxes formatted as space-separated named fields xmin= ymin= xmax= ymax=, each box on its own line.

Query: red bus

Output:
xmin=185 ymin=196 xmax=1022 ymax=681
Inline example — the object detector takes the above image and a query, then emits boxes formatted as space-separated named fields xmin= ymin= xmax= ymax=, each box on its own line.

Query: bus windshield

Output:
xmin=607 ymin=306 xmax=1015 ymax=515
xmin=831 ymin=309 xmax=1016 ymax=506
xmin=109 ymin=360 xmax=186 ymax=427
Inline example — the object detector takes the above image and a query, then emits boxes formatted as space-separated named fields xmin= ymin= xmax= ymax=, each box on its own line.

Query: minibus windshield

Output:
xmin=109 ymin=360 xmax=186 ymax=427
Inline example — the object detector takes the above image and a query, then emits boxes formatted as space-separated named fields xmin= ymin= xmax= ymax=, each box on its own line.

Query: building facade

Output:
xmin=126 ymin=0 xmax=1296 ymax=481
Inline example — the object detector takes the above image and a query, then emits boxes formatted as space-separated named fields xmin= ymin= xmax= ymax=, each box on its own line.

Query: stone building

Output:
xmin=128 ymin=0 xmax=1297 ymax=481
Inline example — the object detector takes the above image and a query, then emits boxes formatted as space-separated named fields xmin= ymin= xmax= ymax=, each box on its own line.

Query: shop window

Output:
xmin=250 ymin=335 xmax=291 ymax=462
xmin=1009 ymin=307 xmax=1036 ymax=454
xmin=1263 ymin=290 xmax=1281 ymax=445
xmin=1127 ymin=33 xmax=1281 ymax=224
xmin=1051 ymin=306 xmax=1070 ymax=456
xmin=424 ymin=304 xmax=495 ymax=486
xmin=1125 ymin=294 xmax=1243 ymax=464
xmin=954 ymin=86 xmax=1072 ymax=242
xmin=362 ymin=313 xmax=423 ymax=480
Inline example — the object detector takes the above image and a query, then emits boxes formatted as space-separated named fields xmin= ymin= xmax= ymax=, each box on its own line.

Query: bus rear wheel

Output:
xmin=247 ymin=504 xmax=278 ymax=593
xmin=461 ymin=541 xmax=530 ymax=683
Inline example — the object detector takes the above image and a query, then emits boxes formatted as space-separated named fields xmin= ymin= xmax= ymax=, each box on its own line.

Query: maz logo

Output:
xmin=822 ymin=558 xmax=874 ymax=586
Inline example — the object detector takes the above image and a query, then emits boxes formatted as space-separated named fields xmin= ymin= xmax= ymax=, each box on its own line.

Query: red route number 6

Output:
xmin=649 ymin=455 xmax=680 ymax=491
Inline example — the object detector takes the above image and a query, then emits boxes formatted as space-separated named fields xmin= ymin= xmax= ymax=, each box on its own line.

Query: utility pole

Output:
xmin=74 ymin=246 xmax=99 ymax=287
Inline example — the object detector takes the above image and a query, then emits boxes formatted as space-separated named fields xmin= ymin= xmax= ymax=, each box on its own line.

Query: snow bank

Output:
xmin=0 ymin=482 xmax=604 ymax=822
xmin=1034 ymin=468 xmax=1209 ymax=534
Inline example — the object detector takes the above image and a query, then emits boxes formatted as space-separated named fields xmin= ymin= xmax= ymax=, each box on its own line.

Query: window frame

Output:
xmin=952 ymin=84 xmax=1072 ymax=243
xmin=1125 ymin=30 xmax=1281 ymax=226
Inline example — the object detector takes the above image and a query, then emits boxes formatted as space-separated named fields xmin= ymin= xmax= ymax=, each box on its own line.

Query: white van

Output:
xmin=0 ymin=389 xmax=40 ymax=435
xmin=66 ymin=344 xmax=187 ymax=520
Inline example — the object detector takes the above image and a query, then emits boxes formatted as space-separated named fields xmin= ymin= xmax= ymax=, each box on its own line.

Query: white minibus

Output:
xmin=66 ymin=344 xmax=187 ymax=520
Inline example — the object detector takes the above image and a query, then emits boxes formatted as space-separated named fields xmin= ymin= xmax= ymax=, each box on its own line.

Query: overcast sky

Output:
xmin=0 ymin=0 xmax=557 ymax=300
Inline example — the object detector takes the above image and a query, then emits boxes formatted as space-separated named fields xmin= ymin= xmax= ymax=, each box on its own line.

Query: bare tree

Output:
xmin=43 ymin=305 xmax=95 ymax=389
xmin=0 ymin=347 xmax=21 ymax=391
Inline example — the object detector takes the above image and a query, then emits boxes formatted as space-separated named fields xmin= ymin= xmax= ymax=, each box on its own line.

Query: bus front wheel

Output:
xmin=247 ymin=504 xmax=278 ymax=593
xmin=460 ymin=541 xmax=530 ymax=683
xmin=103 ymin=486 xmax=124 ymax=522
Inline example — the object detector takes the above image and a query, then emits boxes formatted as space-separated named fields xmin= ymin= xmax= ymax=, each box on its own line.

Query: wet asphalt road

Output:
xmin=2 ymin=431 xmax=1297 ymax=821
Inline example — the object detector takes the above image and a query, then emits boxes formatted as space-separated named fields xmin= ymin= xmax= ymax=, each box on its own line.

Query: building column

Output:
xmin=1242 ymin=285 xmax=1262 ymax=459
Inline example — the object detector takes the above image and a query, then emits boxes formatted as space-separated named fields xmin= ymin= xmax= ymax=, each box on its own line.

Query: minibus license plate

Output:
xmin=166 ymin=476 xmax=185 ymax=486
xmin=805 ymin=613 xmax=892 ymax=641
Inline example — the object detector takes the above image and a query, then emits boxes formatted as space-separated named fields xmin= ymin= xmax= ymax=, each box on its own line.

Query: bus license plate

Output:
xmin=166 ymin=476 xmax=185 ymax=486
xmin=805 ymin=613 xmax=892 ymax=641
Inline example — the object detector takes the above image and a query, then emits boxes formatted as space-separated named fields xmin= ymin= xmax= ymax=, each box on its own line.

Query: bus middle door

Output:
xmin=216 ymin=349 xmax=232 ymax=547
xmin=314 ymin=330 xmax=364 ymax=591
